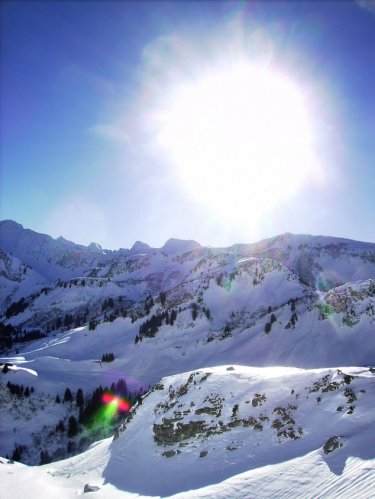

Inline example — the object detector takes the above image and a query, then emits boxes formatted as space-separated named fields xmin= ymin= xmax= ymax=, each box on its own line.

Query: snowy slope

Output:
xmin=1 ymin=273 xmax=374 ymax=465
xmin=233 ymin=232 xmax=375 ymax=290
xmin=1 ymin=222 xmax=375 ymax=498
xmin=1 ymin=221 xmax=374 ymax=337
xmin=1 ymin=241 xmax=374 ymax=465
xmin=0 ymin=220 xmax=109 ymax=282
xmin=1 ymin=365 xmax=374 ymax=498
xmin=0 ymin=249 xmax=49 ymax=310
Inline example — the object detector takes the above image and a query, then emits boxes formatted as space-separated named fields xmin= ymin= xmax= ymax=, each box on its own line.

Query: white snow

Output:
xmin=1 ymin=222 xmax=375 ymax=498
xmin=1 ymin=365 xmax=374 ymax=498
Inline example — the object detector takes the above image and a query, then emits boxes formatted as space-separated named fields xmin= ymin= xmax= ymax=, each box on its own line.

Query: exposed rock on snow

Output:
xmin=83 ymin=483 xmax=100 ymax=493
xmin=323 ymin=436 xmax=345 ymax=454
xmin=1 ymin=222 xmax=375 ymax=498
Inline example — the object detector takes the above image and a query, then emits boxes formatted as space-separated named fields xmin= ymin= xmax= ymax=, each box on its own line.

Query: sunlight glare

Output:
xmin=155 ymin=63 xmax=317 ymax=224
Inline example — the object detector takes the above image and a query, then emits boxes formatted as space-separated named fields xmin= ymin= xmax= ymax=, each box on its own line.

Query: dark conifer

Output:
xmin=76 ymin=388 xmax=84 ymax=407
xmin=64 ymin=387 xmax=73 ymax=402
xmin=12 ymin=445 xmax=22 ymax=462
xmin=68 ymin=415 xmax=79 ymax=437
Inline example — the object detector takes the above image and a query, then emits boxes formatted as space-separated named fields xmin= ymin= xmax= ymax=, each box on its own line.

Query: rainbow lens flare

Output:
xmin=87 ymin=392 xmax=133 ymax=430
xmin=102 ymin=392 xmax=132 ymax=412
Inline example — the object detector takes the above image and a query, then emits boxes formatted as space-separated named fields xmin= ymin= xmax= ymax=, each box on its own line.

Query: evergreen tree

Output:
xmin=78 ymin=406 xmax=84 ymax=424
xmin=115 ymin=378 xmax=127 ymax=397
xmin=40 ymin=450 xmax=51 ymax=464
xmin=191 ymin=303 xmax=198 ymax=321
xmin=159 ymin=291 xmax=166 ymax=307
xmin=101 ymin=352 xmax=114 ymax=362
xmin=89 ymin=319 xmax=97 ymax=330
xmin=5 ymin=297 xmax=28 ymax=318
xmin=68 ymin=415 xmax=79 ymax=437
xmin=76 ymin=388 xmax=84 ymax=407
xmin=64 ymin=314 xmax=73 ymax=327
xmin=12 ymin=445 xmax=22 ymax=462
xmin=67 ymin=440 xmax=76 ymax=453
xmin=170 ymin=309 xmax=177 ymax=326
xmin=80 ymin=386 xmax=104 ymax=426
xmin=56 ymin=420 xmax=65 ymax=432
xmin=64 ymin=387 xmax=73 ymax=402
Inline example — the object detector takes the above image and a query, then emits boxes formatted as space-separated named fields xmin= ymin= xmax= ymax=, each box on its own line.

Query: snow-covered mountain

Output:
xmin=2 ymin=365 xmax=374 ymax=498
xmin=232 ymin=232 xmax=375 ymax=290
xmin=1 ymin=220 xmax=374 ymax=332
xmin=0 ymin=220 xmax=374 ymax=497
xmin=0 ymin=220 xmax=110 ymax=281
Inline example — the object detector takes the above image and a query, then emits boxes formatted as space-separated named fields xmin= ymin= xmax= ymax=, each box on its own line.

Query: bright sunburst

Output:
xmin=155 ymin=62 xmax=317 ymax=225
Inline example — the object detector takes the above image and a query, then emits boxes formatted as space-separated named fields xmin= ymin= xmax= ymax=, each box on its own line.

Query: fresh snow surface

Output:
xmin=0 ymin=274 xmax=374 ymax=469
xmin=1 ymin=365 xmax=374 ymax=498
xmin=1 ymin=223 xmax=375 ymax=498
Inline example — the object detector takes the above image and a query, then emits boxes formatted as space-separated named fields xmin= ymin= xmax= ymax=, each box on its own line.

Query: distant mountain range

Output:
xmin=0 ymin=220 xmax=374 ymax=497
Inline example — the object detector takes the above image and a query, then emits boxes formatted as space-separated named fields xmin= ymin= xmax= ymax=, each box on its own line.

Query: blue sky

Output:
xmin=1 ymin=1 xmax=374 ymax=249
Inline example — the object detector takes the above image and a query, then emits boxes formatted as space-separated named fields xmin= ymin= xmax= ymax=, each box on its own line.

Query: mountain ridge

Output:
xmin=2 ymin=219 xmax=374 ymax=255
xmin=0 ymin=220 xmax=374 ymax=497
xmin=1 ymin=220 xmax=374 ymax=289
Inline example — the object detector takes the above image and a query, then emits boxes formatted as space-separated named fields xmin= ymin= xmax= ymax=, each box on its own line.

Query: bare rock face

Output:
xmin=153 ymin=419 xmax=208 ymax=445
xmin=323 ymin=436 xmax=344 ymax=454
xmin=84 ymin=483 xmax=100 ymax=493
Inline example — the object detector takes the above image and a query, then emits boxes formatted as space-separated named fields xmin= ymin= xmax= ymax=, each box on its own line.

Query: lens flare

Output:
xmin=102 ymin=392 xmax=132 ymax=413
xmin=85 ymin=391 xmax=133 ymax=433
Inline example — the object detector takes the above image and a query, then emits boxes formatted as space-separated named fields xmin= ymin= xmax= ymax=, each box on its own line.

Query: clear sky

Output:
xmin=1 ymin=0 xmax=374 ymax=249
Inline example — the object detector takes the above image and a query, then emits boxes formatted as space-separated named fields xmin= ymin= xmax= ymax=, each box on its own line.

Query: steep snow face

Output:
xmin=1 ymin=222 xmax=374 ymax=317
xmin=0 ymin=220 xmax=108 ymax=281
xmin=0 ymin=249 xmax=48 ymax=309
xmin=1 ymin=274 xmax=373 ymax=463
xmin=3 ymin=277 xmax=132 ymax=328
xmin=2 ymin=365 xmax=374 ymax=498
xmin=105 ymin=365 xmax=375 ymax=497
xmin=232 ymin=233 xmax=375 ymax=290
xmin=3 ymin=257 xmax=375 ymax=370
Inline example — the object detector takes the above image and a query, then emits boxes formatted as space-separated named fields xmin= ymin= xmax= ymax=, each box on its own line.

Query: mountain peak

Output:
xmin=161 ymin=238 xmax=201 ymax=255
xmin=0 ymin=219 xmax=24 ymax=231
xmin=87 ymin=242 xmax=103 ymax=252
xmin=130 ymin=241 xmax=151 ymax=253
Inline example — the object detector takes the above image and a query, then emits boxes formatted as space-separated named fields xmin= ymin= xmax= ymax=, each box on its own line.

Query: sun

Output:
xmin=155 ymin=62 xmax=316 ymax=226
